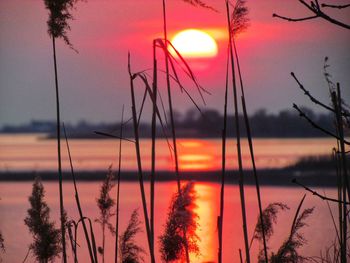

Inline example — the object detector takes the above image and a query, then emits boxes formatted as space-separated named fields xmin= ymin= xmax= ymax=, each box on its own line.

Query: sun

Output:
xmin=170 ymin=29 xmax=218 ymax=58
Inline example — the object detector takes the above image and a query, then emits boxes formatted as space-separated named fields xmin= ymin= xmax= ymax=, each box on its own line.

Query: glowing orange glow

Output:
xmin=179 ymin=154 xmax=212 ymax=162
xmin=171 ymin=29 xmax=218 ymax=58
xmin=176 ymin=139 xmax=217 ymax=171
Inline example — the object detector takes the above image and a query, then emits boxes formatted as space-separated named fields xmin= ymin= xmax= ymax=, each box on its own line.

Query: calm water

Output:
xmin=0 ymin=182 xmax=338 ymax=263
xmin=0 ymin=134 xmax=337 ymax=172
xmin=0 ymin=134 xmax=339 ymax=262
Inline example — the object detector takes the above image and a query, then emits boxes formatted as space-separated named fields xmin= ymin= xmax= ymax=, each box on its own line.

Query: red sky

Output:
xmin=0 ymin=0 xmax=349 ymax=125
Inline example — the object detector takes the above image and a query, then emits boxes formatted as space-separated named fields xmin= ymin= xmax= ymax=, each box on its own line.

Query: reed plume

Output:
xmin=119 ymin=209 xmax=145 ymax=263
xmin=43 ymin=1 xmax=81 ymax=261
xmin=96 ymin=166 xmax=116 ymax=263
xmin=24 ymin=177 xmax=61 ymax=263
xmin=159 ymin=182 xmax=199 ymax=262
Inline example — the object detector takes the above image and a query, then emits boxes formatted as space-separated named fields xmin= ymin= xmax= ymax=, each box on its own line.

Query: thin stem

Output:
xmin=150 ymin=40 xmax=158 ymax=253
xmin=218 ymin=45 xmax=229 ymax=263
xmin=114 ymin=106 xmax=124 ymax=263
xmin=52 ymin=37 xmax=67 ymax=263
xmin=63 ymin=124 xmax=96 ymax=263
xmin=128 ymin=54 xmax=155 ymax=263
xmin=332 ymin=87 xmax=349 ymax=263
xmin=226 ymin=1 xmax=250 ymax=262
xmin=162 ymin=1 xmax=189 ymax=262
xmin=233 ymin=39 xmax=268 ymax=263
xmin=162 ymin=0 xmax=181 ymax=192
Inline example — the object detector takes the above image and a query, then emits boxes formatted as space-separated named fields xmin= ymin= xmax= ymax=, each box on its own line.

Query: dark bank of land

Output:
xmin=0 ymin=168 xmax=338 ymax=187
xmin=1 ymin=155 xmax=347 ymax=187
xmin=1 ymin=107 xmax=344 ymax=139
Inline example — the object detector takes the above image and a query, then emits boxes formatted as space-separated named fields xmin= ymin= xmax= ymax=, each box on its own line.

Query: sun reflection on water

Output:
xmin=177 ymin=139 xmax=218 ymax=171
xmin=190 ymin=183 xmax=219 ymax=263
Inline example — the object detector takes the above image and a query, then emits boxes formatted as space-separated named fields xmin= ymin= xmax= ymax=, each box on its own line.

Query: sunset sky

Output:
xmin=0 ymin=0 xmax=349 ymax=126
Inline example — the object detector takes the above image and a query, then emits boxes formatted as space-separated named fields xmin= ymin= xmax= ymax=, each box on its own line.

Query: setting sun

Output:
xmin=171 ymin=29 xmax=218 ymax=58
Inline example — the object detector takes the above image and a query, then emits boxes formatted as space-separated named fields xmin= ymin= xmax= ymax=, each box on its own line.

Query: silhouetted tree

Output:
xmin=96 ymin=166 xmax=116 ymax=263
xmin=274 ymin=5 xmax=349 ymax=259
xmin=24 ymin=177 xmax=61 ymax=263
xmin=119 ymin=209 xmax=145 ymax=263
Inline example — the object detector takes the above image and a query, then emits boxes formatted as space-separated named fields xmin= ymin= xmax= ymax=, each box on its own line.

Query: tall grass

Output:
xmin=128 ymin=54 xmax=155 ymax=263
xmin=162 ymin=0 xmax=181 ymax=192
xmin=230 ymin=0 xmax=268 ymax=260
xmin=218 ymin=47 xmax=229 ymax=263
xmin=24 ymin=177 xmax=61 ymax=263
xmin=63 ymin=124 xmax=96 ymax=263
xmin=42 ymin=1 xmax=82 ymax=261
xmin=114 ymin=106 xmax=124 ymax=263
xmin=150 ymin=40 xmax=158 ymax=254
xmin=233 ymin=39 xmax=268 ymax=263
xmin=225 ymin=1 xmax=250 ymax=261
xmin=159 ymin=182 xmax=199 ymax=262
xmin=160 ymin=2 xmax=213 ymax=261
xmin=331 ymin=86 xmax=349 ymax=262
xmin=96 ymin=167 xmax=116 ymax=263
xmin=119 ymin=209 xmax=145 ymax=263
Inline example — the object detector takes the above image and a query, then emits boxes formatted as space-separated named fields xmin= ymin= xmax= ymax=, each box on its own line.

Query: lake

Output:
xmin=0 ymin=182 xmax=338 ymax=263
xmin=0 ymin=134 xmax=340 ymax=262
xmin=0 ymin=134 xmax=337 ymax=172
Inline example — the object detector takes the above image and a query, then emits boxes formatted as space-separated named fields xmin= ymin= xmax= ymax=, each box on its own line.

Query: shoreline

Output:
xmin=0 ymin=169 xmax=337 ymax=187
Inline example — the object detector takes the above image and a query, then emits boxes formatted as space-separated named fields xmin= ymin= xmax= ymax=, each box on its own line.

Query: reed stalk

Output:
xmin=63 ymin=124 xmax=96 ymax=263
xmin=225 ymin=1 xmax=250 ymax=262
xmin=233 ymin=39 xmax=268 ymax=263
xmin=162 ymin=0 xmax=181 ymax=192
xmin=218 ymin=46 xmax=229 ymax=263
xmin=66 ymin=220 xmax=78 ymax=263
xmin=114 ymin=106 xmax=124 ymax=263
xmin=161 ymin=2 xmax=189 ymax=262
xmin=128 ymin=54 xmax=155 ymax=263
xmin=336 ymin=146 xmax=344 ymax=256
xmin=52 ymin=37 xmax=67 ymax=263
xmin=150 ymin=40 xmax=158 ymax=253
xmin=332 ymin=85 xmax=349 ymax=263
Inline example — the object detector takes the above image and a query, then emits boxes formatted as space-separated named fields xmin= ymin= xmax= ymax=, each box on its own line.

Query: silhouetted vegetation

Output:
xmin=159 ymin=182 xmax=199 ymax=262
xmin=24 ymin=177 xmax=61 ymax=263
xmin=96 ymin=166 xmax=116 ymax=263
xmin=119 ymin=209 xmax=145 ymax=263
xmin=253 ymin=196 xmax=314 ymax=263
xmin=288 ymin=154 xmax=350 ymax=171
xmin=43 ymin=0 xmax=83 ymax=261
xmin=0 ymin=230 xmax=4 ymax=263
xmin=63 ymin=124 xmax=96 ymax=263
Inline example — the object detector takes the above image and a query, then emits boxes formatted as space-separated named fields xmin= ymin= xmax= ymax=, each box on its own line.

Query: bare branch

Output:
xmin=273 ymin=0 xmax=350 ymax=30
xmin=292 ymin=178 xmax=350 ymax=204
xmin=291 ymin=72 xmax=334 ymax=112
xmin=293 ymin=104 xmax=350 ymax=145
xmin=272 ymin=13 xmax=318 ymax=22
xmin=321 ymin=3 xmax=350 ymax=9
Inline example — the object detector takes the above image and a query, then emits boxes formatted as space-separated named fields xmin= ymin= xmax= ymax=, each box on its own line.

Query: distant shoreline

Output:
xmin=0 ymin=169 xmax=337 ymax=187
